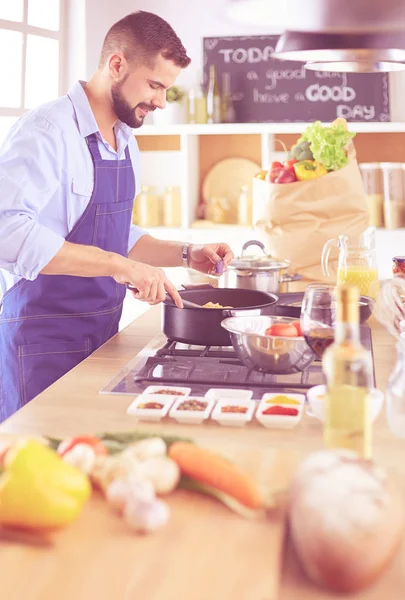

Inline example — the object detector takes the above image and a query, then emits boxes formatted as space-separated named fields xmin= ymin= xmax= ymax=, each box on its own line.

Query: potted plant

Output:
xmin=153 ymin=85 xmax=187 ymax=126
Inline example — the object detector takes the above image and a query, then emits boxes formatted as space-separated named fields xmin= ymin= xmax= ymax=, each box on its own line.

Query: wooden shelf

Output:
xmin=134 ymin=122 xmax=405 ymax=137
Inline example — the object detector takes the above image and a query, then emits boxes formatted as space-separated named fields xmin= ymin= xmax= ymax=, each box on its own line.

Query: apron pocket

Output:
xmin=18 ymin=339 xmax=90 ymax=407
xmin=93 ymin=199 xmax=133 ymax=254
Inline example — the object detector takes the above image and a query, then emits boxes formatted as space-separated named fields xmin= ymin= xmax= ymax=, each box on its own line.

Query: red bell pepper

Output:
xmin=268 ymin=167 xmax=297 ymax=184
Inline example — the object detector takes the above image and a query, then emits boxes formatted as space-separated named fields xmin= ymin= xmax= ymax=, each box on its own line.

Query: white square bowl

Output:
xmin=211 ymin=398 xmax=256 ymax=427
xmin=204 ymin=388 xmax=253 ymax=402
xmin=169 ymin=396 xmax=215 ymax=425
xmin=127 ymin=394 xmax=175 ymax=421
xmin=306 ymin=384 xmax=384 ymax=423
xmin=256 ymin=393 xmax=304 ymax=429
xmin=141 ymin=385 xmax=191 ymax=399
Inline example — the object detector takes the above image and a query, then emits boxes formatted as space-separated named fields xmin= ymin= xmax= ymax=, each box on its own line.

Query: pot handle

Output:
xmin=280 ymin=273 xmax=302 ymax=283
xmin=241 ymin=240 xmax=268 ymax=257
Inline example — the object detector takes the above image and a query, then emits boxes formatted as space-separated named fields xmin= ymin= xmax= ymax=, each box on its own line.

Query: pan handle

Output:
xmin=224 ymin=308 xmax=262 ymax=318
xmin=180 ymin=283 xmax=214 ymax=291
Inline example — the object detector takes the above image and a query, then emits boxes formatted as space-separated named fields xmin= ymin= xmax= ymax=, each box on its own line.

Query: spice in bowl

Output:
xmin=154 ymin=389 xmax=186 ymax=396
xmin=265 ymin=394 xmax=301 ymax=406
xmin=262 ymin=405 xmax=299 ymax=417
xmin=177 ymin=399 xmax=207 ymax=411
xmin=138 ymin=402 xmax=165 ymax=410
xmin=221 ymin=405 xmax=248 ymax=414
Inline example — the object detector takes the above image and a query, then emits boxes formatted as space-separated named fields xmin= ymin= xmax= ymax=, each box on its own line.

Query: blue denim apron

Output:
xmin=0 ymin=132 xmax=135 ymax=421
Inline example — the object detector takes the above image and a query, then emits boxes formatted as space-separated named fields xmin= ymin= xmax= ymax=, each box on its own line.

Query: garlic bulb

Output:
xmin=136 ymin=456 xmax=181 ymax=495
xmin=121 ymin=437 xmax=167 ymax=462
xmin=123 ymin=498 xmax=170 ymax=533
xmin=106 ymin=476 xmax=155 ymax=513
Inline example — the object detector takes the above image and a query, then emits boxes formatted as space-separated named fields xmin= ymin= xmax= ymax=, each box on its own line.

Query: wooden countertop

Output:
xmin=0 ymin=305 xmax=404 ymax=599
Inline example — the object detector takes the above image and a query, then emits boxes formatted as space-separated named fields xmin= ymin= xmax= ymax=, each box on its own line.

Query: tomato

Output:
xmin=57 ymin=435 xmax=107 ymax=457
xmin=264 ymin=323 xmax=298 ymax=337
xmin=291 ymin=320 xmax=303 ymax=336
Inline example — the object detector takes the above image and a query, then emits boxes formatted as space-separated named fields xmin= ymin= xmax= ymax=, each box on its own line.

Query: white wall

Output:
xmin=83 ymin=0 xmax=273 ymax=85
xmin=77 ymin=0 xmax=405 ymax=120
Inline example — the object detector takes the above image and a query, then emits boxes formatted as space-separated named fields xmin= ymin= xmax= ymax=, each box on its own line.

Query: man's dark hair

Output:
xmin=99 ymin=11 xmax=191 ymax=69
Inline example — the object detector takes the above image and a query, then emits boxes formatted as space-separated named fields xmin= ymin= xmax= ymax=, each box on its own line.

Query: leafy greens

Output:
xmin=297 ymin=121 xmax=356 ymax=171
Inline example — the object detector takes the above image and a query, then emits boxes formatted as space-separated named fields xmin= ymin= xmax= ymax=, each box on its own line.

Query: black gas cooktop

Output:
xmin=100 ymin=328 xmax=375 ymax=401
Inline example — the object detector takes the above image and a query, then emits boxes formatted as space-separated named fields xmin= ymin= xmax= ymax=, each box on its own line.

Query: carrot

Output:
xmin=168 ymin=441 xmax=263 ymax=509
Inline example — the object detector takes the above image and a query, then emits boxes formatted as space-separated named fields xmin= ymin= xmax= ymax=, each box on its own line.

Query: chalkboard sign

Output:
xmin=203 ymin=35 xmax=390 ymax=123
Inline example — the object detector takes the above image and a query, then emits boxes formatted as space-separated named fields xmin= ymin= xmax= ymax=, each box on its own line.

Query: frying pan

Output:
xmin=162 ymin=287 xmax=278 ymax=346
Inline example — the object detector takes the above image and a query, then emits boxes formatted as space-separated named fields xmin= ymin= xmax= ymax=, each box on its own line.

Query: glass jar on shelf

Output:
xmin=205 ymin=196 xmax=229 ymax=224
xmin=163 ymin=185 xmax=182 ymax=227
xmin=385 ymin=335 xmax=405 ymax=438
xmin=237 ymin=184 xmax=253 ymax=226
xmin=132 ymin=185 xmax=161 ymax=227
xmin=359 ymin=163 xmax=384 ymax=228
xmin=187 ymin=71 xmax=207 ymax=124
xmin=381 ymin=162 xmax=405 ymax=229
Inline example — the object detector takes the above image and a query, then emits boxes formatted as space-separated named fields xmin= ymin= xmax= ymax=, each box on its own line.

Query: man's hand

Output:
xmin=112 ymin=257 xmax=183 ymax=308
xmin=187 ymin=243 xmax=234 ymax=275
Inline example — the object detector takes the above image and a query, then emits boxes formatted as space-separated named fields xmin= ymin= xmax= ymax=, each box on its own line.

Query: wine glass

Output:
xmin=300 ymin=284 xmax=336 ymax=360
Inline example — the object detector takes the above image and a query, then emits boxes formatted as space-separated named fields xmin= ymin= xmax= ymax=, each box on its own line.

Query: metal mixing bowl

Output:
xmin=221 ymin=315 xmax=316 ymax=374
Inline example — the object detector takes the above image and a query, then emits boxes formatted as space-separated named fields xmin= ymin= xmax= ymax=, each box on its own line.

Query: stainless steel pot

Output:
xmin=221 ymin=240 xmax=300 ymax=294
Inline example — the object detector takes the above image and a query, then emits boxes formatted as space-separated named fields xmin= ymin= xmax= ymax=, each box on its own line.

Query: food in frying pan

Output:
xmin=202 ymin=302 xmax=233 ymax=309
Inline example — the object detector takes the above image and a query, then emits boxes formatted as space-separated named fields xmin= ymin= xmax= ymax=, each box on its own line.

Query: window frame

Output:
xmin=0 ymin=0 xmax=67 ymax=118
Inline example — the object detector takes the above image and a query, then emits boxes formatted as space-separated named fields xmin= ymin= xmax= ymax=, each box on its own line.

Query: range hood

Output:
xmin=271 ymin=0 xmax=405 ymax=72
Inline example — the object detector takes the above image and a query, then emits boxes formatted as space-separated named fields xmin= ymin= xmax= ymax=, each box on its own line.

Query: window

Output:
xmin=0 ymin=0 xmax=65 ymax=144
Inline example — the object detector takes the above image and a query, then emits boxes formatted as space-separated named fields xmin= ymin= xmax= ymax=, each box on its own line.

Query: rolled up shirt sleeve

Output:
xmin=127 ymin=223 xmax=149 ymax=254
xmin=0 ymin=115 xmax=65 ymax=281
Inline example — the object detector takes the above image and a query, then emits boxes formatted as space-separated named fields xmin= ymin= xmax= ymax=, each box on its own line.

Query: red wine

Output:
xmin=304 ymin=329 xmax=335 ymax=358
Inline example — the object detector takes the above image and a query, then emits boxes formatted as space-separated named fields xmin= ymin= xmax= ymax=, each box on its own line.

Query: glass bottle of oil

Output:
xmin=221 ymin=72 xmax=236 ymax=124
xmin=187 ymin=71 xmax=207 ymax=124
xmin=206 ymin=64 xmax=221 ymax=124
xmin=322 ymin=285 xmax=373 ymax=458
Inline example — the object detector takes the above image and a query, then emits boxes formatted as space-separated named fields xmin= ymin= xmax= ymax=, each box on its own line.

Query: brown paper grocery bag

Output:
xmin=252 ymin=160 xmax=370 ymax=281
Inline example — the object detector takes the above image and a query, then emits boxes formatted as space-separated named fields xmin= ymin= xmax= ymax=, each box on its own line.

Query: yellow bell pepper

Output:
xmin=0 ymin=440 xmax=91 ymax=531
xmin=293 ymin=160 xmax=328 ymax=181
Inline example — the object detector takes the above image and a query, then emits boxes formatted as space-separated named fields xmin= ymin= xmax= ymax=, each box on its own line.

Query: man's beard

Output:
xmin=111 ymin=82 xmax=154 ymax=128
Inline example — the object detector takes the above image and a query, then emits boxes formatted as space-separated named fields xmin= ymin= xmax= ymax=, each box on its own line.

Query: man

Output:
xmin=0 ymin=11 xmax=234 ymax=421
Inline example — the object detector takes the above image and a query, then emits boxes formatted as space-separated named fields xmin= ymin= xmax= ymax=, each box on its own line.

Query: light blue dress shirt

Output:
xmin=0 ymin=81 xmax=146 ymax=296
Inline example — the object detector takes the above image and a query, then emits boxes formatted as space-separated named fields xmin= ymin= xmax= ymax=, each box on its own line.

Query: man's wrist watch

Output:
xmin=181 ymin=242 xmax=191 ymax=268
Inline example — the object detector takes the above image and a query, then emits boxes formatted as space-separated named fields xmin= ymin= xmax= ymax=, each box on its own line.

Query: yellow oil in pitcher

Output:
xmin=337 ymin=266 xmax=379 ymax=298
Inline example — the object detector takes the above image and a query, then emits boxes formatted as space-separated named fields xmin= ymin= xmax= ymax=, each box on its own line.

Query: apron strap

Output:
xmin=86 ymin=132 xmax=102 ymax=161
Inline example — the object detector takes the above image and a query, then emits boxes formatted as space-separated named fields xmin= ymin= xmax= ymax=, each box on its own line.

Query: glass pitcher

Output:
xmin=321 ymin=226 xmax=379 ymax=298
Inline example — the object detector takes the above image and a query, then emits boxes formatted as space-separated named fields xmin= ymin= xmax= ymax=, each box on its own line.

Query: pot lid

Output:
xmin=229 ymin=240 xmax=290 ymax=271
